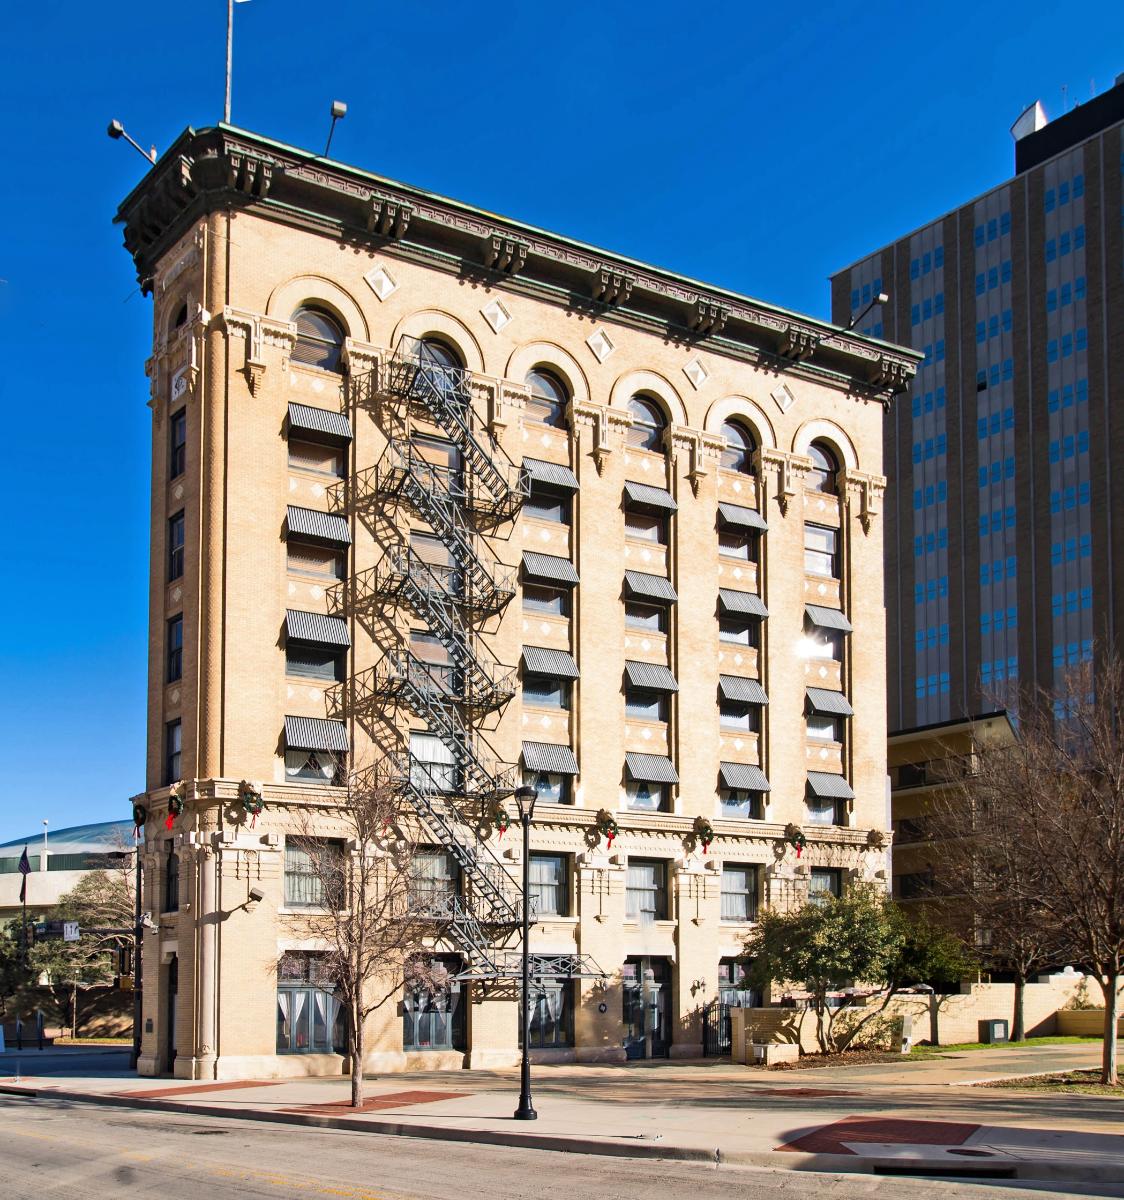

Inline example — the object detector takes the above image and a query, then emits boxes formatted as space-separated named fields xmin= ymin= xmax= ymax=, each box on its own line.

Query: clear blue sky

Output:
xmin=0 ymin=1 xmax=1121 ymax=843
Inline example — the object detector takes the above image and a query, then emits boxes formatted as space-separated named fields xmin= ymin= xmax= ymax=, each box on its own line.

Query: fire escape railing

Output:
xmin=331 ymin=340 xmax=601 ymax=983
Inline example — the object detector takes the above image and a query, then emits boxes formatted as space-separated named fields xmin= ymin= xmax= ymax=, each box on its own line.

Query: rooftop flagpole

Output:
xmin=224 ymin=0 xmax=234 ymax=122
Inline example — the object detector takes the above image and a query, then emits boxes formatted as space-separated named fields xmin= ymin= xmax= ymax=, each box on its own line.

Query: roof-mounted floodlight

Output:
xmin=107 ymin=119 xmax=157 ymax=165
xmin=324 ymin=100 xmax=347 ymax=157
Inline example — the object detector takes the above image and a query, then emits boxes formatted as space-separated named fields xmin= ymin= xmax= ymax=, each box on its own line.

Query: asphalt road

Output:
xmin=3 ymin=1093 xmax=1119 ymax=1200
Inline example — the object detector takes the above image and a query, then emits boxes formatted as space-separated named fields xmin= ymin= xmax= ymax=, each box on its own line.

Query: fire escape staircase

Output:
xmin=330 ymin=341 xmax=602 ymax=985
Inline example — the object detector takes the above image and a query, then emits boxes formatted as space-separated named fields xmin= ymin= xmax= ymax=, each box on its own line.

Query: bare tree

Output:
xmin=951 ymin=656 xmax=1124 ymax=1084
xmin=282 ymin=764 xmax=438 ymax=1107
xmin=932 ymin=779 xmax=1061 ymax=1042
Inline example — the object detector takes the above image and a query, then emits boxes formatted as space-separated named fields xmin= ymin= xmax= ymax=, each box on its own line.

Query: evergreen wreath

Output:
xmin=783 ymin=822 xmax=808 ymax=858
xmin=693 ymin=816 xmax=716 ymax=854
xmin=595 ymin=809 xmax=620 ymax=849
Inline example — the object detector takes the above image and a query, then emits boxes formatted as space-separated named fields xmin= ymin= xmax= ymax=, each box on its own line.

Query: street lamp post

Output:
xmin=512 ymin=783 xmax=538 ymax=1121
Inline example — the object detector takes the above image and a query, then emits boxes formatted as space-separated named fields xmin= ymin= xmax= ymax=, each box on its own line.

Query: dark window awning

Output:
xmin=623 ymin=480 xmax=677 ymax=512
xmin=286 ymin=609 xmax=350 ymax=648
xmin=522 ymin=741 xmax=579 ymax=775
xmin=287 ymin=505 xmax=352 ymax=546
xmin=720 ymin=762 xmax=771 ymax=792
xmin=806 ymin=687 xmax=854 ymax=717
xmin=806 ymin=604 xmax=853 ymax=633
xmin=284 ymin=716 xmax=349 ymax=752
xmin=522 ymin=646 xmax=579 ymax=678
xmin=288 ymin=402 xmax=353 ymax=442
xmin=807 ymin=771 xmax=855 ymax=800
xmin=717 ymin=502 xmax=768 ymax=532
xmin=718 ymin=589 xmax=769 ymax=618
xmin=523 ymin=457 xmax=579 ymax=491
xmin=625 ymin=752 xmax=679 ymax=784
xmin=624 ymin=660 xmax=678 ymax=692
xmin=522 ymin=551 xmax=579 ymax=586
xmin=719 ymin=675 xmax=769 ymax=704
xmin=624 ymin=570 xmax=678 ymax=604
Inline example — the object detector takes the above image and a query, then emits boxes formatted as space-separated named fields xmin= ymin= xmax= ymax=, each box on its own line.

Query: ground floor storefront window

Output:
xmin=276 ymin=952 xmax=345 ymax=1054
xmin=521 ymin=971 xmax=575 ymax=1049
xmin=403 ymin=956 xmax=466 ymax=1051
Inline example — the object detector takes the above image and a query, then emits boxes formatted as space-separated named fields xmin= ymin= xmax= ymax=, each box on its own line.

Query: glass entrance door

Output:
xmin=164 ymin=955 xmax=178 ymax=1074
xmin=622 ymin=957 xmax=671 ymax=1059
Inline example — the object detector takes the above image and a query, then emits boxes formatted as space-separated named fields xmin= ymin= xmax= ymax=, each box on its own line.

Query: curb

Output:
xmin=2 ymin=1082 xmax=1122 ymax=1187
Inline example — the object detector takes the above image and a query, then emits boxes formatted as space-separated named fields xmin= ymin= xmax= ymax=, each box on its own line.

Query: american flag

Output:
xmin=17 ymin=846 xmax=30 ymax=904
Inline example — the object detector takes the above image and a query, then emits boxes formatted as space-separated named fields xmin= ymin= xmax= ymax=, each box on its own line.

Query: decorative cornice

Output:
xmin=115 ymin=125 xmax=920 ymax=401
xmin=570 ymin=401 xmax=632 ymax=475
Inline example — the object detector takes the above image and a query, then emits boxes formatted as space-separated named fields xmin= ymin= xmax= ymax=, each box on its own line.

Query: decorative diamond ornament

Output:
xmin=586 ymin=328 xmax=615 ymax=363
xmin=364 ymin=265 xmax=397 ymax=301
xmin=481 ymin=298 xmax=512 ymax=333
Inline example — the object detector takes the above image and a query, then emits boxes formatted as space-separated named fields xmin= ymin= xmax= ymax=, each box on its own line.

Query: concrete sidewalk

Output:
xmin=1 ymin=1045 xmax=1121 ymax=1189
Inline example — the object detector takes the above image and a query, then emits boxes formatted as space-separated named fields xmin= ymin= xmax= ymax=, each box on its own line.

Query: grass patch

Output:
xmin=979 ymin=1069 xmax=1123 ymax=1097
xmin=52 ymin=1036 xmax=131 ymax=1046
xmin=912 ymin=1036 xmax=1100 ymax=1056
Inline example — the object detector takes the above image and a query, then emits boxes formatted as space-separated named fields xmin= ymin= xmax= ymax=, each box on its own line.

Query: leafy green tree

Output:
xmin=742 ymin=883 xmax=972 ymax=1054
xmin=28 ymin=867 xmax=134 ymax=1035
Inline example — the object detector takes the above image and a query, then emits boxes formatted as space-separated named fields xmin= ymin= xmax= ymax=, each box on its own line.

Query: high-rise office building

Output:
xmin=117 ymin=122 xmax=911 ymax=1078
xmin=831 ymin=78 xmax=1124 ymax=732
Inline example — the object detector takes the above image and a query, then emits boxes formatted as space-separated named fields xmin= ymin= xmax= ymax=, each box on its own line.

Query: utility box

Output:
xmin=980 ymin=1019 xmax=1009 ymax=1044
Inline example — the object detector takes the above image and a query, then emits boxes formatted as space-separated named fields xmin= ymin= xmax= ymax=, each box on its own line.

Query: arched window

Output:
xmin=418 ymin=338 xmax=462 ymax=372
xmin=172 ymin=302 xmax=189 ymax=331
xmin=627 ymin=396 xmax=666 ymax=452
xmin=292 ymin=306 xmax=345 ymax=373
xmin=807 ymin=441 xmax=839 ymax=493
xmin=720 ymin=420 xmax=757 ymax=474
xmin=525 ymin=369 xmax=568 ymax=428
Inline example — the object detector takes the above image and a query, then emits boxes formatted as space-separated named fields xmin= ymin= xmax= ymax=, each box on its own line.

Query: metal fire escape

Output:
xmin=330 ymin=337 xmax=601 ymax=985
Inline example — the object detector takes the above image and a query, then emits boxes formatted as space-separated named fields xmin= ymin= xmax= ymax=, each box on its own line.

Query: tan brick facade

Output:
xmin=119 ymin=126 xmax=915 ymax=1079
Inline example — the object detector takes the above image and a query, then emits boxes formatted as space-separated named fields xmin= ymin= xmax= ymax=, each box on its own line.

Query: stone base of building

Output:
xmin=669 ymin=1042 xmax=704 ymax=1059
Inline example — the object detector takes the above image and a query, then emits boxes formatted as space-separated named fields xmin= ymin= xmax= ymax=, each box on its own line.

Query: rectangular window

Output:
xmin=807 ymin=715 xmax=842 ymax=742
xmin=721 ymin=864 xmax=758 ymax=922
xmin=410 ymin=851 xmax=459 ymax=913
xmin=409 ymin=733 xmax=458 ymax=794
xmin=166 ymin=615 xmax=183 ymax=684
xmin=525 ymin=484 xmax=571 ymax=524
xmin=624 ymin=507 xmax=667 ymax=545
xmin=277 ymin=952 xmax=345 ymax=1055
xmin=718 ymin=527 xmax=757 ymax=562
xmin=625 ymin=601 xmax=666 ymax=633
xmin=809 ymin=868 xmax=842 ymax=904
xmin=719 ymin=700 xmax=759 ymax=733
xmin=718 ymin=615 xmax=758 ymax=646
xmin=286 ymin=645 xmax=344 ymax=682
xmin=529 ymin=853 xmax=568 ymax=916
xmin=806 ymin=796 xmax=840 ymax=826
xmin=625 ymin=859 xmax=667 ymax=922
xmin=403 ymin=955 xmax=465 ymax=1052
xmin=803 ymin=629 xmax=843 ymax=661
xmin=523 ymin=673 xmax=571 ymax=710
xmin=284 ymin=748 xmax=342 ymax=784
xmin=163 ymin=843 xmax=180 ymax=914
xmin=625 ymin=688 xmax=668 ymax=722
xmin=625 ymin=780 xmax=668 ymax=812
xmin=169 ymin=409 xmax=186 ymax=479
xmin=522 ymin=768 xmax=572 ymax=805
xmin=522 ymin=584 xmax=569 ymax=617
xmin=164 ymin=719 xmax=181 ymax=785
xmin=168 ymin=511 xmax=185 ymax=581
xmin=284 ymin=838 xmax=345 ymax=909
xmin=523 ymin=978 xmax=575 ymax=1049
xmin=287 ymin=540 xmax=346 ymax=580
xmin=804 ymin=524 xmax=838 ymax=578
xmin=720 ymin=788 xmax=764 ymax=820
xmin=288 ymin=438 xmax=345 ymax=477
